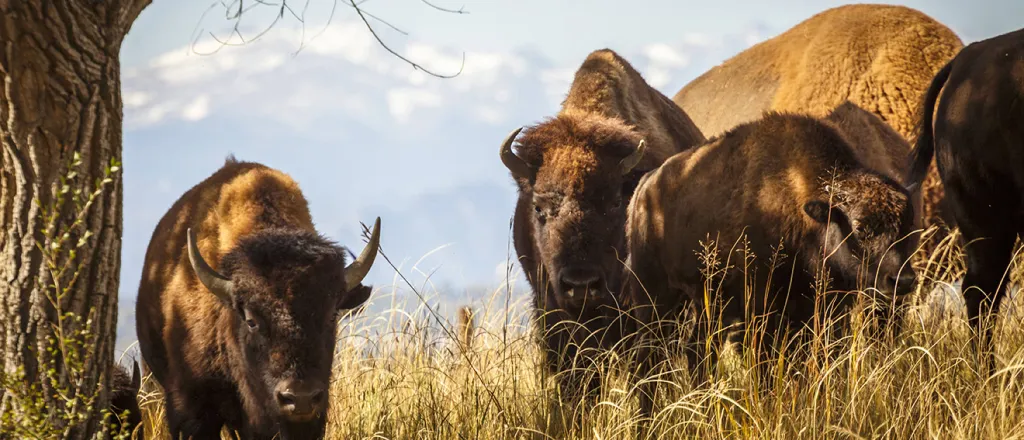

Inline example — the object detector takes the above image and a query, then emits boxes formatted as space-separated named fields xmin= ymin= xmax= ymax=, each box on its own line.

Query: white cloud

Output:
xmin=181 ymin=95 xmax=210 ymax=121
xmin=644 ymin=43 xmax=690 ymax=68
xmin=387 ymin=88 xmax=443 ymax=123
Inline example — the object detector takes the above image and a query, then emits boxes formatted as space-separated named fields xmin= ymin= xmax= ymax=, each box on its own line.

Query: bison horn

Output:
xmin=186 ymin=228 xmax=235 ymax=303
xmin=620 ymin=139 xmax=647 ymax=175
xmin=130 ymin=360 xmax=141 ymax=392
xmin=499 ymin=127 xmax=532 ymax=179
xmin=345 ymin=217 xmax=381 ymax=290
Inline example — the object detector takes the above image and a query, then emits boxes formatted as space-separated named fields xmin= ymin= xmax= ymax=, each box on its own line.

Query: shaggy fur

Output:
xmin=135 ymin=157 xmax=378 ymax=440
xmin=502 ymin=48 xmax=706 ymax=408
xmin=905 ymin=27 xmax=1024 ymax=374
xmin=107 ymin=361 xmax=142 ymax=439
xmin=626 ymin=108 xmax=920 ymax=419
xmin=671 ymin=4 xmax=963 ymax=249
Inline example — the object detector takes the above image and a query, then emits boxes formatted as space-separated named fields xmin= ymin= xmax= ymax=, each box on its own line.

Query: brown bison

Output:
xmin=671 ymin=3 xmax=963 ymax=251
xmin=499 ymin=48 xmax=705 ymax=405
xmin=135 ymin=157 xmax=380 ymax=440
xmin=906 ymin=27 xmax=1024 ymax=373
xmin=107 ymin=360 xmax=143 ymax=439
xmin=626 ymin=103 xmax=920 ymax=418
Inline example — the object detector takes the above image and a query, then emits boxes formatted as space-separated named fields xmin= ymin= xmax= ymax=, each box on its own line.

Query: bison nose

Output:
xmin=275 ymin=379 xmax=327 ymax=422
xmin=888 ymin=271 xmax=918 ymax=296
xmin=558 ymin=266 xmax=603 ymax=297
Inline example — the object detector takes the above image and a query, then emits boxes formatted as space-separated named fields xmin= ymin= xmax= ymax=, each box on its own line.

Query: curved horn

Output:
xmin=499 ymin=127 xmax=532 ymax=179
xmin=620 ymin=139 xmax=647 ymax=174
xmin=345 ymin=217 xmax=381 ymax=289
xmin=130 ymin=360 xmax=141 ymax=392
xmin=186 ymin=228 xmax=234 ymax=303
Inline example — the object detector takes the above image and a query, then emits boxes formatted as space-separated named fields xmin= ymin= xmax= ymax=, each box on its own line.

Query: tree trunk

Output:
xmin=0 ymin=1 xmax=150 ymax=438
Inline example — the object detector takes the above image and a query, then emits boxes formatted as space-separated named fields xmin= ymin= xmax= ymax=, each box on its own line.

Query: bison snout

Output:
xmin=558 ymin=266 xmax=604 ymax=298
xmin=887 ymin=271 xmax=918 ymax=296
xmin=275 ymin=379 xmax=327 ymax=422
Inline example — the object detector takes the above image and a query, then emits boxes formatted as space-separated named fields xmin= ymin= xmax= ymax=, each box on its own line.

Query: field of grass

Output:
xmin=125 ymin=229 xmax=1024 ymax=439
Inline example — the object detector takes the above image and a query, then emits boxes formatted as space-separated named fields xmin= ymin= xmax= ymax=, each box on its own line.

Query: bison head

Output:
xmin=803 ymin=173 xmax=919 ymax=302
xmin=185 ymin=218 xmax=380 ymax=427
xmin=109 ymin=360 xmax=143 ymax=439
xmin=501 ymin=114 xmax=648 ymax=307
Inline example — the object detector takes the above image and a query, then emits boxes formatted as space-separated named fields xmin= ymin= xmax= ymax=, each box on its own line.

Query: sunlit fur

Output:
xmin=626 ymin=106 xmax=920 ymax=418
xmin=134 ymin=157 xmax=374 ymax=439
xmin=672 ymin=3 xmax=963 ymax=252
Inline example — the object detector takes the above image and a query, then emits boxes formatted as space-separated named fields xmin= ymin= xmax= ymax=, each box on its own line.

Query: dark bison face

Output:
xmin=109 ymin=360 xmax=143 ymax=439
xmin=803 ymin=174 xmax=918 ymax=301
xmin=185 ymin=218 xmax=380 ymax=425
xmin=500 ymin=115 xmax=647 ymax=307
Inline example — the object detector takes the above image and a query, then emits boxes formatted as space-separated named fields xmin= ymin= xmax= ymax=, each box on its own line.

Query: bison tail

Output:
xmin=906 ymin=59 xmax=954 ymax=187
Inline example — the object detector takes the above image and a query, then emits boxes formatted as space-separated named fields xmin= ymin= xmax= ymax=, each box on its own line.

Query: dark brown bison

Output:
xmin=107 ymin=360 xmax=143 ymax=439
xmin=135 ymin=157 xmax=381 ymax=440
xmin=499 ymin=48 xmax=705 ymax=407
xmin=626 ymin=104 xmax=920 ymax=418
xmin=671 ymin=3 xmax=963 ymax=254
xmin=905 ymin=27 xmax=1024 ymax=373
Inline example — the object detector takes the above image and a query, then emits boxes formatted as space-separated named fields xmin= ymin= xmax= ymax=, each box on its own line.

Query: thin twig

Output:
xmin=189 ymin=0 xmax=465 ymax=78
xmin=347 ymin=0 xmax=465 ymax=78
xmin=420 ymin=0 xmax=468 ymax=14
xmin=356 ymin=221 xmax=506 ymax=425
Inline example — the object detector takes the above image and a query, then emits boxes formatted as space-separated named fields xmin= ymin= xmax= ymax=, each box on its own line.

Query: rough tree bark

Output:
xmin=0 ymin=1 xmax=151 ymax=437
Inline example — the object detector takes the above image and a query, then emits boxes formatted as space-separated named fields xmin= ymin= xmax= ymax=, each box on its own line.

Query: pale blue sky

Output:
xmin=113 ymin=1 xmax=1019 ymax=356
xmin=122 ymin=0 xmax=1017 ymax=68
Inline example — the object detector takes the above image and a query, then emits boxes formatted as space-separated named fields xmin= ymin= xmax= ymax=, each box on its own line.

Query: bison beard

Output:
xmin=135 ymin=158 xmax=380 ymax=440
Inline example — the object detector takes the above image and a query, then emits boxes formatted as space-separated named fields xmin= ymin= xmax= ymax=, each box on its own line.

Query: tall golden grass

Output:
xmin=126 ymin=227 xmax=1024 ymax=439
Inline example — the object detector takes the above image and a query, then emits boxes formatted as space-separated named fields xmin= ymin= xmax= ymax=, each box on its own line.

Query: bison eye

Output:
xmin=245 ymin=318 xmax=259 ymax=332
xmin=534 ymin=205 xmax=548 ymax=222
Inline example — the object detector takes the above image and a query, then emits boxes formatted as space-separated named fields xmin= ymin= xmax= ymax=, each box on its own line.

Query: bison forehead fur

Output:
xmin=516 ymin=113 xmax=645 ymax=194
xmin=222 ymin=228 xmax=348 ymax=305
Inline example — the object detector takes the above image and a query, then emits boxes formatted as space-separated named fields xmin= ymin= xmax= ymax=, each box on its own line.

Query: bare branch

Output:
xmin=420 ymin=0 xmax=468 ymax=15
xmin=347 ymin=0 xmax=465 ymax=78
xmin=188 ymin=0 xmax=466 ymax=78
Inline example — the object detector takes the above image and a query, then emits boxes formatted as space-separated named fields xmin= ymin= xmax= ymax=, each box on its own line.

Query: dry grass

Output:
xmin=126 ymin=228 xmax=1024 ymax=439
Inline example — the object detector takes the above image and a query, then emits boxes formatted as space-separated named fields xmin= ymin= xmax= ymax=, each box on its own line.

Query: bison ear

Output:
xmin=130 ymin=360 xmax=141 ymax=393
xmin=338 ymin=283 xmax=373 ymax=312
xmin=804 ymin=200 xmax=840 ymax=224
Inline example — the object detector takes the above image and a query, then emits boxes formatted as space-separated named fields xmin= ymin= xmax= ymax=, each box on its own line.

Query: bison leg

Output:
xmin=949 ymin=185 xmax=1017 ymax=374
xmin=164 ymin=389 xmax=227 ymax=440
xmin=542 ymin=318 xmax=603 ymax=431
xmin=632 ymin=298 xmax=691 ymax=434
xmin=960 ymin=227 xmax=1015 ymax=373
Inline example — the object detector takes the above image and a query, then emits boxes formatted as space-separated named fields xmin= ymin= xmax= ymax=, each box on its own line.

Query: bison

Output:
xmin=499 ymin=48 xmax=705 ymax=408
xmin=671 ymin=3 xmax=963 ymax=253
xmin=905 ymin=27 xmax=1024 ymax=373
xmin=107 ymin=360 xmax=143 ymax=439
xmin=135 ymin=157 xmax=381 ymax=440
xmin=625 ymin=103 xmax=920 ymax=418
